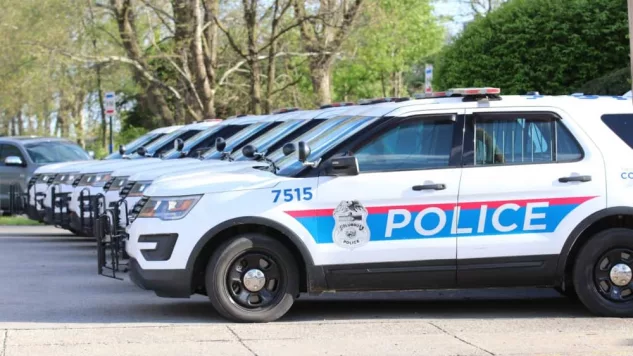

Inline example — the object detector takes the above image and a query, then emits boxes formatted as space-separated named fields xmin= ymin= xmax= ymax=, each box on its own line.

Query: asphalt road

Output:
xmin=0 ymin=226 xmax=631 ymax=356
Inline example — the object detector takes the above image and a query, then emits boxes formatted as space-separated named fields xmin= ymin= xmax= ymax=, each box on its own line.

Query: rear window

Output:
xmin=602 ymin=114 xmax=633 ymax=149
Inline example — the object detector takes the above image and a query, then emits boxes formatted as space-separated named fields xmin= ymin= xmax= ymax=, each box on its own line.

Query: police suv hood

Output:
xmin=76 ymin=158 xmax=162 ymax=174
xmin=129 ymin=160 xmax=267 ymax=182
xmin=110 ymin=158 xmax=201 ymax=177
xmin=34 ymin=160 xmax=96 ymax=174
xmin=144 ymin=168 xmax=278 ymax=196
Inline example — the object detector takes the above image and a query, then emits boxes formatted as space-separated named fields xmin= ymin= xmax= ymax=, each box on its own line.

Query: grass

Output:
xmin=0 ymin=215 xmax=43 ymax=226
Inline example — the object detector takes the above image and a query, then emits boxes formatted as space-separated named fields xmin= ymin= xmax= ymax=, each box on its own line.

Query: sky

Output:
xmin=432 ymin=0 xmax=476 ymax=37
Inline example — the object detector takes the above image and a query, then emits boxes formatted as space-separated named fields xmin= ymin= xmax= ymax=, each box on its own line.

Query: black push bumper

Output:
xmin=128 ymin=258 xmax=192 ymax=298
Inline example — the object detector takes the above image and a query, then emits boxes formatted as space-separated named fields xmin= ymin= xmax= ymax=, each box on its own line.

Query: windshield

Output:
xmin=25 ymin=142 xmax=92 ymax=164
xmin=275 ymin=115 xmax=380 ymax=176
xmin=104 ymin=132 xmax=164 ymax=159
xmin=201 ymin=122 xmax=280 ymax=160
xmin=232 ymin=119 xmax=314 ymax=160
xmin=128 ymin=128 xmax=202 ymax=158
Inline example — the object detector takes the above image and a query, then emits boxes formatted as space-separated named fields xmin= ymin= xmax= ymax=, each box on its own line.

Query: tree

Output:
xmin=435 ymin=0 xmax=630 ymax=95
xmin=293 ymin=0 xmax=364 ymax=105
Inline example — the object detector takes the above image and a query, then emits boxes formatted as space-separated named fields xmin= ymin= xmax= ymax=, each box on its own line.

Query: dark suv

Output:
xmin=0 ymin=137 xmax=92 ymax=214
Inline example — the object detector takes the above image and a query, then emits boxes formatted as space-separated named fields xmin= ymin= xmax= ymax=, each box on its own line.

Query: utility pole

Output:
xmin=629 ymin=0 xmax=633 ymax=103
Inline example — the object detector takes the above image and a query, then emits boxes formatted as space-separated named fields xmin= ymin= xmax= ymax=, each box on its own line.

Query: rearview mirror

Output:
xmin=215 ymin=137 xmax=226 ymax=152
xmin=88 ymin=151 xmax=95 ymax=158
xmin=324 ymin=156 xmax=359 ymax=176
xmin=242 ymin=144 xmax=258 ymax=159
xmin=282 ymin=143 xmax=296 ymax=156
xmin=174 ymin=138 xmax=184 ymax=151
xmin=297 ymin=141 xmax=311 ymax=163
xmin=4 ymin=156 xmax=24 ymax=167
xmin=118 ymin=144 xmax=125 ymax=155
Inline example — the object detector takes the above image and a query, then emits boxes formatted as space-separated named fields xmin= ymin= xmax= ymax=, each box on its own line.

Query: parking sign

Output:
xmin=424 ymin=64 xmax=433 ymax=94
xmin=104 ymin=92 xmax=116 ymax=116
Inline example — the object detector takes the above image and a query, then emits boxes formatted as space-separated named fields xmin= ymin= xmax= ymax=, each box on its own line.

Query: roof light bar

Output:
xmin=319 ymin=102 xmax=355 ymax=109
xmin=272 ymin=107 xmax=300 ymax=114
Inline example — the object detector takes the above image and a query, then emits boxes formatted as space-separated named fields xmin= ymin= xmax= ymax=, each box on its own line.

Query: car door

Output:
xmin=0 ymin=144 xmax=28 ymax=210
xmin=309 ymin=112 xmax=463 ymax=291
xmin=456 ymin=108 xmax=606 ymax=287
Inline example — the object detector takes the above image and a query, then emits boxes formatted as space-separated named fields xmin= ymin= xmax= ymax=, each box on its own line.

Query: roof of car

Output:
xmin=0 ymin=136 xmax=76 ymax=145
xmin=148 ymin=125 xmax=184 ymax=134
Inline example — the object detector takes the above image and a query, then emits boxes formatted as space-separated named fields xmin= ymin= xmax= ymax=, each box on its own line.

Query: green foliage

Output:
xmin=435 ymin=0 xmax=630 ymax=95
xmin=0 ymin=216 xmax=43 ymax=226
xmin=576 ymin=67 xmax=631 ymax=95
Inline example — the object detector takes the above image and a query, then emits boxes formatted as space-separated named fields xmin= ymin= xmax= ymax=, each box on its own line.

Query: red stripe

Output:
xmin=284 ymin=196 xmax=597 ymax=218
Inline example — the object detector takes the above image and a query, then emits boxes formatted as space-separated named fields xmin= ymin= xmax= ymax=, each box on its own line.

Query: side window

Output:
xmin=473 ymin=113 xmax=582 ymax=165
xmin=0 ymin=144 xmax=24 ymax=162
xmin=352 ymin=117 xmax=455 ymax=173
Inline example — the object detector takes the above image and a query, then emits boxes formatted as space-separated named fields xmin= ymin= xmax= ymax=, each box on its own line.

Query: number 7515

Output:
xmin=271 ymin=187 xmax=313 ymax=202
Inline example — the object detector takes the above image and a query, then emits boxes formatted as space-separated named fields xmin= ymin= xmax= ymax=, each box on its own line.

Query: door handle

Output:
xmin=412 ymin=184 xmax=446 ymax=191
xmin=558 ymin=175 xmax=591 ymax=183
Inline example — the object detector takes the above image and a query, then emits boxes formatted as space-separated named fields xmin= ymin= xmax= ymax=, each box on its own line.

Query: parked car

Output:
xmin=0 ymin=137 xmax=93 ymax=214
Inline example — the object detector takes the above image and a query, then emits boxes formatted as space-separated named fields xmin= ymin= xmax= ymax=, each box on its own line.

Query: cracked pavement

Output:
xmin=1 ymin=226 xmax=632 ymax=356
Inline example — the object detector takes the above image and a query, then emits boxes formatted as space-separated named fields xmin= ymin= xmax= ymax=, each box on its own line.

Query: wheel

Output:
xmin=205 ymin=233 xmax=299 ymax=323
xmin=573 ymin=228 xmax=633 ymax=317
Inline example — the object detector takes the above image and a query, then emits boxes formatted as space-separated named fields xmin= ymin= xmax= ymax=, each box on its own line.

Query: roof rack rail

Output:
xmin=358 ymin=97 xmax=410 ymax=105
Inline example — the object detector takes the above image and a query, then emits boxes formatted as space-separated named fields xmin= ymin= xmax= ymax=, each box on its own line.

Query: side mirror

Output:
xmin=137 ymin=146 xmax=147 ymax=156
xmin=325 ymin=156 xmax=359 ymax=176
xmin=88 ymin=151 xmax=95 ymax=158
xmin=215 ymin=137 xmax=226 ymax=152
xmin=242 ymin=144 xmax=258 ymax=159
xmin=174 ymin=138 xmax=184 ymax=151
xmin=4 ymin=156 xmax=24 ymax=167
xmin=297 ymin=141 xmax=311 ymax=163
xmin=282 ymin=142 xmax=296 ymax=156
xmin=118 ymin=144 xmax=125 ymax=155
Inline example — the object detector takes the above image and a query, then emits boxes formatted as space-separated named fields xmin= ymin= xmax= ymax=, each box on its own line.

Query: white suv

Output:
xmin=124 ymin=89 xmax=633 ymax=322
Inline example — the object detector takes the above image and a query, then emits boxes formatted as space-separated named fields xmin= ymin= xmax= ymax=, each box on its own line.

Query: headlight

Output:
xmin=80 ymin=172 xmax=113 ymax=187
xmin=107 ymin=176 xmax=129 ymax=191
xmin=54 ymin=172 xmax=80 ymax=184
xmin=128 ymin=181 xmax=152 ymax=197
xmin=137 ymin=195 xmax=202 ymax=221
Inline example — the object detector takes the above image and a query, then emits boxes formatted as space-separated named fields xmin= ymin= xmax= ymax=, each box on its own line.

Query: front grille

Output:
xmin=72 ymin=176 xmax=82 ymax=187
xmin=129 ymin=196 xmax=149 ymax=223
xmin=27 ymin=175 xmax=39 ymax=189
xmin=120 ymin=181 xmax=135 ymax=198
xmin=103 ymin=177 xmax=116 ymax=191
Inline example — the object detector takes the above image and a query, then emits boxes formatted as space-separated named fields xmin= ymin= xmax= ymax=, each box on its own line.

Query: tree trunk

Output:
xmin=112 ymin=0 xmax=175 ymax=125
xmin=203 ymin=0 xmax=218 ymax=117
xmin=309 ymin=61 xmax=332 ymax=105
xmin=16 ymin=111 xmax=23 ymax=136
xmin=95 ymin=64 xmax=107 ymax=148
xmin=244 ymin=0 xmax=262 ymax=114
xmin=74 ymin=91 xmax=86 ymax=148
xmin=190 ymin=0 xmax=216 ymax=120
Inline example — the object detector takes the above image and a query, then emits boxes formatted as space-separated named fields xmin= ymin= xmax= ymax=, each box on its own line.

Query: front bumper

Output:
xmin=128 ymin=258 xmax=192 ymax=298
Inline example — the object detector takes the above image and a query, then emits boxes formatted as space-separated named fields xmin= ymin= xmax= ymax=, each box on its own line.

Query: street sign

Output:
xmin=424 ymin=64 xmax=433 ymax=94
xmin=104 ymin=92 xmax=116 ymax=116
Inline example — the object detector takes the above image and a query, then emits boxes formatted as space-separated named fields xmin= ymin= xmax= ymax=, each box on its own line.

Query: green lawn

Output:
xmin=0 ymin=215 xmax=43 ymax=226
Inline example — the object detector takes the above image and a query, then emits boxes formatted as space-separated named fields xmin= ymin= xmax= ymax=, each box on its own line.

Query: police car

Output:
xmin=25 ymin=125 xmax=182 ymax=223
xmin=125 ymin=88 xmax=633 ymax=322
xmin=105 ymin=105 xmax=365 ymax=225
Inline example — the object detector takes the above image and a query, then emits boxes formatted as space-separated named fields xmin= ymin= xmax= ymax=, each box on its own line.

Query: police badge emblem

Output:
xmin=332 ymin=200 xmax=370 ymax=250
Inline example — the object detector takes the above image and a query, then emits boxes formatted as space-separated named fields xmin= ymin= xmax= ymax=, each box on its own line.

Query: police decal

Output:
xmin=332 ymin=200 xmax=370 ymax=249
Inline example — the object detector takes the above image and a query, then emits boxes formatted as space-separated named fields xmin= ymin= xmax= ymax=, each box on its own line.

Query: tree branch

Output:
xmin=212 ymin=15 xmax=247 ymax=59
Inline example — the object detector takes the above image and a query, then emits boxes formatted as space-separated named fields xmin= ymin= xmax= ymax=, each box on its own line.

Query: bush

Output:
xmin=435 ymin=0 xmax=630 ymax=95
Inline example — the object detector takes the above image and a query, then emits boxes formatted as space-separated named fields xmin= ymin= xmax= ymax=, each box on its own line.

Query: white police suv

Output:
xmin=125 ymin=88 xmax=633 ymax=322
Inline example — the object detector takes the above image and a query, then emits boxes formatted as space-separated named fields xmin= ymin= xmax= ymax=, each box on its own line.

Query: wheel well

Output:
xmin=190 ymin=223 xmax=308 ymax=295
xmin=564 ymin=214 xmax=633 ymax=289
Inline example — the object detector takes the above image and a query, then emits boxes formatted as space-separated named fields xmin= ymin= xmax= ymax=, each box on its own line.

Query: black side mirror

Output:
xmin=242 ymin=144 xmax=259 ymax=159
xmin=137 ymin=146 xmax=147 ymax=156
xmin=297 ymin=141 xmax=311 ymax=163
xmin=215 ymin=137 xmax=226 ymax=152
xmin=282 ymin=143 xmax=296 ymax=156
xmin=325 ymin=156 xmax=359 ymax=176
xmin=118 ymin=144 xmax=125 ymax=155
xmin=174 ymin=138 xmax=184 ymax=151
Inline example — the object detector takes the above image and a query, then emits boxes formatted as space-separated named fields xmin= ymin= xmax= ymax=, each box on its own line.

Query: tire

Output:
xmin=68 ymin=227 xmax=92 ymax=238
xmin=573 ymin=228 xmax=633 ymax=317
xmin=205 ymin=233 xmax=299 ymax=323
